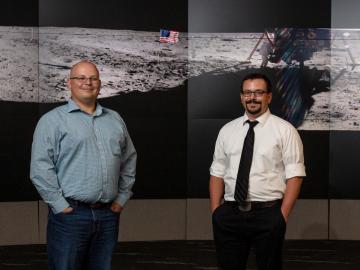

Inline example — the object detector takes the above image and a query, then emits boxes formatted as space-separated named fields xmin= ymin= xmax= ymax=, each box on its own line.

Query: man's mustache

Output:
xmin=245 ymin=100 xmax=261 ymax=105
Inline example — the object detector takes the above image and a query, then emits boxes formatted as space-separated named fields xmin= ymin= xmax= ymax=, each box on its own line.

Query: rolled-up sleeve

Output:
xmin=210 ymin=129 xmax=226 ymax=178
xmin=283 ymin=127 xmax=306 ymax=180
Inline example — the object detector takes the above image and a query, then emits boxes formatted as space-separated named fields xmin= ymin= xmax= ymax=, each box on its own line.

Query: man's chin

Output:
xmin=246 ymin=103 xmax=261 ymax=112
xmin=246 ymin=108 xmax=261 ymax=116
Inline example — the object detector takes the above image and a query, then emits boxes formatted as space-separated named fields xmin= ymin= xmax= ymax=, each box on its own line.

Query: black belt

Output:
xmin=224 ymin=199 xmax=281 ymax=212
xmin=66 ymin=198 xmax=112 ymax=209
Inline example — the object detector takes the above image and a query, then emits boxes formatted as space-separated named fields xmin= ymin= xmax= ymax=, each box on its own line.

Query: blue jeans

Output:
xmin=47 ymin=203 xmax=120 ymax=270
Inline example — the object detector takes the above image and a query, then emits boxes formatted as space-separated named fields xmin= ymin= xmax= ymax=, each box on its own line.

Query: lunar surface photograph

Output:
xmin=0 ymin=27 xmax=359 ymax=130
xmin=0 ymin=27 xmax=38 ymax=102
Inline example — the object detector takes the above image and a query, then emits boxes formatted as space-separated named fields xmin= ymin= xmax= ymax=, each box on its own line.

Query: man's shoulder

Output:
xmin=102 ymin=106 xmax=118 ymax=116
xmin=38 ymin=104 xmax=68 ymax=123
xmin=224 ymin=116 xmax=243 ymax=127
xmin=219 ymin=117 xmax=244 ymax=134
xmin=102 ymin=107 xmax=125 ymax=123
xmin=34 ymin=104 xmax=68 ymax=135
xmin=267 ymin=113 xmax=299 ymax=133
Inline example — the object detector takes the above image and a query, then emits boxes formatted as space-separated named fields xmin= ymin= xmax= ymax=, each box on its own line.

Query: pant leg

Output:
xmin=212 ymin=203 xmax=251 ymax=270
xmin=86 ymin=207 xmax=120 ymax=270
xmin=252 ymin=204 xmax=286 ymax=270
xmin=47 ymin=206 xmax=93 ymax=270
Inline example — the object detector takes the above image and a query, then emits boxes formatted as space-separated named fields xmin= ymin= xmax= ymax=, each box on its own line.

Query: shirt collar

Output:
xmin=242 ymin=109 xmax=271 ymax=126
xmin=66 ymin=99 xmax=104 ymax=116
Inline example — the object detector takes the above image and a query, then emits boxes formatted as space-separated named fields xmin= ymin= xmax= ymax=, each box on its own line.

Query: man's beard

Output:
xmin=245 ymin=100 xmax=262 ymax=115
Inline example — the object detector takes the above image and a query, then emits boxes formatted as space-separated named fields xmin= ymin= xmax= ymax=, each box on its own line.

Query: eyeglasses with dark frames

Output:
xmin=241 ymin=90 xmax=269 ymax=97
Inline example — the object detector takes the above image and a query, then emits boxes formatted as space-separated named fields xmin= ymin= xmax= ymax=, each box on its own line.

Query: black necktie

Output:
xmin=235 ymin=120 xmax=259 ymax=203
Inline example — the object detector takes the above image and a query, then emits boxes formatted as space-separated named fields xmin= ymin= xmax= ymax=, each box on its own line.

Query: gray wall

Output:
xmin=2 ymin=199 xmax=360 ymax=245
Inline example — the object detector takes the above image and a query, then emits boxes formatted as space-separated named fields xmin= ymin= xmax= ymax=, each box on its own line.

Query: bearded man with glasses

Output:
xmin=30 ymin=60 xmax=137 ymax=270
xmin=209 ymin=72 xmax=305 ymax=270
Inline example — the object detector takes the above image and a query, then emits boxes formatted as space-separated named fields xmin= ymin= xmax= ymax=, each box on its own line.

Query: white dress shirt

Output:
xmin=210 ymin=109 xmax=306 ymax=202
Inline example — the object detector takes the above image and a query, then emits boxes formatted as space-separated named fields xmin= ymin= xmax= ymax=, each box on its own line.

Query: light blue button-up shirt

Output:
xmin=30 ymin=99 xmax=137 ymax=214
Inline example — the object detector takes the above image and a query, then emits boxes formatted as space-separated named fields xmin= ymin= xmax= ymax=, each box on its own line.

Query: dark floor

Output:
xmin=1 ymin=240 xmax=360 ymax=269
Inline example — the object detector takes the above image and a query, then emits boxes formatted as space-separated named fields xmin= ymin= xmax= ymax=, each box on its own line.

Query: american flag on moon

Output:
xmin=159 ymin=29 xmax=179 ymax=43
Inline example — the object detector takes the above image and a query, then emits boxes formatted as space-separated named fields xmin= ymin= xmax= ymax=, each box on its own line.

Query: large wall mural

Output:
xmin=3 ymin=27 xmax=358 ymax=130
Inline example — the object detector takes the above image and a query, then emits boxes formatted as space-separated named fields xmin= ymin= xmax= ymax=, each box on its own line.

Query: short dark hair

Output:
xmin=241 ymin=73 xmax=272 ymax=93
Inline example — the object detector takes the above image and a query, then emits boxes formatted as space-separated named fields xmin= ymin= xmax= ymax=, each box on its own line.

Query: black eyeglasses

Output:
xmin=241 ymin=90 xmax=269 ymax=97
xmin=70 ymin=76 xmax=100 ymax=83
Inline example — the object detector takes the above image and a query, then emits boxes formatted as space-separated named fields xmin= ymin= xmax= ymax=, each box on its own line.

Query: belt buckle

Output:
xmin=90 ymin=202 xmax=105 ymax=209
xmin=238 ymin=202 xmax=251 ymax=212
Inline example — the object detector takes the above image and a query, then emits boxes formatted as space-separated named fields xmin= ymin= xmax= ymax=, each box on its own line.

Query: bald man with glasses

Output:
xmin=30 ymin=60 xmax=137 ymax=270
